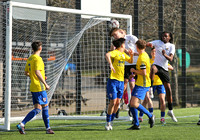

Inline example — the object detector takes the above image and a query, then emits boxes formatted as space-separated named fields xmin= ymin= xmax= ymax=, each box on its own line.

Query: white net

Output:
xmin=0 ymin=1 xmax=131 ymax=128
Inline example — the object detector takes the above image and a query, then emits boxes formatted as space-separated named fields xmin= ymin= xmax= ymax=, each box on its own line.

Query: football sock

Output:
xmin=161 ymin=112 xmax=165 ymax=118
xmin=139 ymin=111 xmax=144 ymax=118
xmin=42 ymin=106 xmax=50 ymax=129
xmin=106 ymin=114 xmax=112 ymax=122
xmin=137 ymin=104 xmax=152 ymax=118
xmin=168 ymin=103 xmax=173 ymax=110
xmin=130 ymin=107 xmax=139 ymax=126
xmin=149 ymin=108 xmax=153 ymax=114
xmin=111 ymin=113 xmax=116 ymax=121
xmin=22 ymin=108 xmax=41 ymax=125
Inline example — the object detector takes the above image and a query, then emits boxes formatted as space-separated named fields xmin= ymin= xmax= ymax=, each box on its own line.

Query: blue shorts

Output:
xmin=153 ymin=85 xmax=166 ymax=95
xmin=132 ymin=85 xmax=150 ymax=100
xmin=32 ymin=91 xmax=48 ymax=105
xmin=107 ymin=79 xmax=124 ymax=100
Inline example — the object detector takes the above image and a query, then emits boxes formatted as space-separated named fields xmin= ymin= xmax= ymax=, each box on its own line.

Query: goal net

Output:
xmin=0 ymin=1 xmax=132 ymax=130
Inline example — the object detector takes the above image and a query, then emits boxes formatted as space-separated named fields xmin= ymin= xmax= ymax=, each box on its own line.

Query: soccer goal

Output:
xmin=0 ymin=1 xmax=132 ymax=130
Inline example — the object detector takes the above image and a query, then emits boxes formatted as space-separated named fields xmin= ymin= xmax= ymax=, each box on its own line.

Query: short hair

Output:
xmin=31 ymin=41 xmax=42 ymax=52
xmin=160 ymin=31 xmax=173 ymax=43
xmin=109 ymin=28 xmax=126 ymax=37
xmin=136 ymin=39 xmax=146 ymax=50
xmin=112 ymin=38 xmax=125 ymax=49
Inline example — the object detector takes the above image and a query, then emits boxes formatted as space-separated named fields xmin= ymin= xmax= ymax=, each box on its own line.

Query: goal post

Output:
xmin=0 ymin=1 xmax=132 ymax=131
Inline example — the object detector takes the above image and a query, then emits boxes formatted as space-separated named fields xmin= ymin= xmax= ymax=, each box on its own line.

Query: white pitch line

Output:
xmin=0 ymin=115 xmax=199 ymax=132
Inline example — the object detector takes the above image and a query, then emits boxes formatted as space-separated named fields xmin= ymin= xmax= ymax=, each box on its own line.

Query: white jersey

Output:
xmin=150 ymin=40 xmax=175 ymax=71
xmin=124 ymin=35 xmax=138 ymax=65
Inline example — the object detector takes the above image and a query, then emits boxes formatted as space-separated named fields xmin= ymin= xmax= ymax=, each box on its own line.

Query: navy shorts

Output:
xmin=32 ymin=91 xmax=48 ymax=105
xmin=107 ymin=79 xmax=124 ymax=100
xmin=132 ymin=85 xmax=150 ymax=100
xmin=153 ymin=85 xmax=166 ymax=95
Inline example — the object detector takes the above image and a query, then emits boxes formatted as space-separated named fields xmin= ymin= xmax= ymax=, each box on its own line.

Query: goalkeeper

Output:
xmin=105 ymin=38 xmax=133 ymax=130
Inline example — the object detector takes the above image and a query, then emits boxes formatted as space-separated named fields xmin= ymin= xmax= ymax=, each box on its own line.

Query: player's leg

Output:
xmin=111 ymin=98 xmax=121 ymax=121
xmin=156 ymin=85 xmax=166 ymax=124
xmin=156 ymin=66 xmax=178 ymax=122
xmin=150 ymin=65 xmax=158 ymax=82
xmin=17 ymin=92 xmax=42 ymax=134
xmin=41 ymin=104 xmax=54 ymax=134
xmin=164 ymin=82 xmax=178 ymax=122
xmin=128 ymin=86 xmax=155 ymax=129
xmin=106 ymin=99 xmax=116 ymax=130
xmin=115 ymin=78 xmax=128 ymax=118
xmin=128 ymin=96 xmax=140 ymax=129
xmin=139 ymin=93 xmax=148 ymax=122
xmin=106 ymin=79 xmax=118 ymax=130
xmin=112 ymin=80 xmax=124 ymax=122
xmin=146 ymin=91 xmax=154 ymax=115
xmin=38 ymin=91 xmax=54 ymax=134
xmin=159 ymin=93 xmax=166 ymax=124
xmin=150 ymin=65 xmax=158 ymax=96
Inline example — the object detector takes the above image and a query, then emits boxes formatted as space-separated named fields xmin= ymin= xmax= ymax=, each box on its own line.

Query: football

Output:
xmin=109 ymin=19 xmax=120 ymax=28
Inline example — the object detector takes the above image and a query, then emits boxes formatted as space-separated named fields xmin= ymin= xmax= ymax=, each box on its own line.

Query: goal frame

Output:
xmin=0 ymin=1 xmax=132 ymax=131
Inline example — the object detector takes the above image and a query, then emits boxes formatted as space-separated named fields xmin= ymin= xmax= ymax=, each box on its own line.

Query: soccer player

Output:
xmin=147 ymin=31 xmax=177 ymax=122
xmin=105 ymin=38 xmax=133 ymax=130
xmin=16 ymin=41 xmax=54 ymax=134
xmin=110 ymin=28 xmax=138 ymax=117
xmin=139 ymin=47 xmax=174 ymax=124
xmin=128 ymin=39 xmax=155 ymax=130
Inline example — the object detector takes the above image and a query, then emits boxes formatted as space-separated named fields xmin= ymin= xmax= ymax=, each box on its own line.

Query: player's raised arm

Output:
xmin=127 ymin=48 xmax=134 ymax=64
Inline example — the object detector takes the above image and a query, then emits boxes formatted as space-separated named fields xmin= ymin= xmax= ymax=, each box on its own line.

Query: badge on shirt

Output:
xmin=43 ymin=97 xmax=47 ymax=102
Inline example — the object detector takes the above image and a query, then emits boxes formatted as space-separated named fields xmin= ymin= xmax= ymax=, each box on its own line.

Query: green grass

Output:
xmin=1 ymin=107 xmax=200 ymax=140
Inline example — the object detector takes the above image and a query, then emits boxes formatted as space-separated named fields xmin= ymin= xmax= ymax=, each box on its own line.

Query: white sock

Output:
xmin=168 ymin=110 xmax=173 ymax=114
xmin=20 ymin=123 xmax=24 ymax=127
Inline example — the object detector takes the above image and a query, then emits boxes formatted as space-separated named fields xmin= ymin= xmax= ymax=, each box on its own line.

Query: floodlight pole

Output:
xmin=133 ymin=0 xmax=138 ymax=37
xmin=158 ymin=0 xmax=163 ymax=37
xmin=181 ymin=0 xmax=187 ymax=108
xmin=75 ymin=0 xmax=82 ymax=115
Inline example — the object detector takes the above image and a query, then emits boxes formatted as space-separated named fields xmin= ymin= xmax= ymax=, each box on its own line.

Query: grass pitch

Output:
xmin=1 ymin=107 xmax=200 ymax=140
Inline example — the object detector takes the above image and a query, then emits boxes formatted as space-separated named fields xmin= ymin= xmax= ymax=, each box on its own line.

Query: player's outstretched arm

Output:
xmin=35 ymin=70 xmax=50 ymax=90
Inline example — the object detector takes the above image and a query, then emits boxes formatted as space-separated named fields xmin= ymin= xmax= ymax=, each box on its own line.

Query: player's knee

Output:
xmin=34 ymin=108 xmax=41 ymax=114
xmin=130 ymin=102 xmax=137 ymax=108
xmin=42 ymin=106 xmax=49 ymax=110
xmin=160 ymin=98 xmax=165 ymax=105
